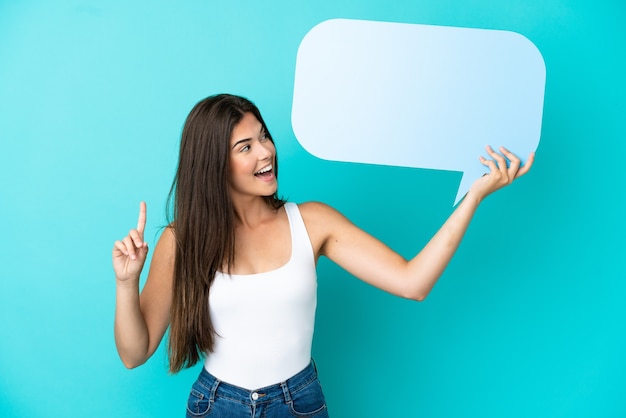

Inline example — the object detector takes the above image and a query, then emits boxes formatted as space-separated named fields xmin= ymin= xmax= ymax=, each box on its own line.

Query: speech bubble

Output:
xmin=292 ymin=19 xmax=545 ymax=204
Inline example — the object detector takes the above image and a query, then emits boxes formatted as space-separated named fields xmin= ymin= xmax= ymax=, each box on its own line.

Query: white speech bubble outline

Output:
xmin=291 ymin=19 xmax=545 ymax=204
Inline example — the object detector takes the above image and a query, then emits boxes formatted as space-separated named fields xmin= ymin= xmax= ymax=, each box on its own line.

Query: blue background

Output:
xmin=1 ymin=1 xmax=625 ymax=417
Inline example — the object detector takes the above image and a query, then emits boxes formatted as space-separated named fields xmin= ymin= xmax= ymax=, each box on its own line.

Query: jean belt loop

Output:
xmin=311 ymin=358 xmax=318 ymax=374
xmin=209 ymin=377 xmax=220 ymax=403
xmin=280 ymin=381 xmax=292 ymax=403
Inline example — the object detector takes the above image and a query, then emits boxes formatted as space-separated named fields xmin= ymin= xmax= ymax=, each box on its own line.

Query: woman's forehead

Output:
xmin=230 ymin=113 xmax=263 ymax=144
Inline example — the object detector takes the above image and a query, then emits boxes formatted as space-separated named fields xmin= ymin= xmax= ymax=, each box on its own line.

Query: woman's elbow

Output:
xmin=119 ymin=353 xmax=148 ymax=369
xmin=401 ymin=287 xmax=429 ymax=302
xmin=412 ymin=293 xmax=427 ymax=302
xmin=121 ymin=358 xmax=145 ymax=369
xmin=409 ymin=292 xmax=428 ymax=302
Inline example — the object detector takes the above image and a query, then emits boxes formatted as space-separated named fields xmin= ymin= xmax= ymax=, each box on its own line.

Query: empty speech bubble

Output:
xmin=292 ymin=19 xmax=545 ymax=204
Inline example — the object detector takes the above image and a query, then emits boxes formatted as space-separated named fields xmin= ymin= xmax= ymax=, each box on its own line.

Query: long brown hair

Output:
xmin=166 ymin=94 xmax=284 ymax=373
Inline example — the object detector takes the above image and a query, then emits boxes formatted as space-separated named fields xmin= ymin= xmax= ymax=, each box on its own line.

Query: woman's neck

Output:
xmin=231 ymin=196 xmax=276 ymax=229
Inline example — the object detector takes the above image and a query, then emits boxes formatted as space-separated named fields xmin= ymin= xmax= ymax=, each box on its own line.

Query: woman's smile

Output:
xmin=254 ymin=164 xmax=275 ymax=181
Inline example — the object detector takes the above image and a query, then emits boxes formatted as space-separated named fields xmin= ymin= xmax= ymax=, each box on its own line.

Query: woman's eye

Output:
xmin=240 ymin=145 xmax=250 ymax=152
xmin=260 ymin=132 xmax=268 ymax=141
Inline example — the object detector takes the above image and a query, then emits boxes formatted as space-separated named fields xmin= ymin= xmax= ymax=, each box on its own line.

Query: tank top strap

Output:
xmin=284 ymin=202 xmax=315 ymax=266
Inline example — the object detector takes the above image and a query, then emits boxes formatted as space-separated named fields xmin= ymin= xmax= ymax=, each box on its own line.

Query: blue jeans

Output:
xmin=186 ymin=360 xmax=329 ymax=417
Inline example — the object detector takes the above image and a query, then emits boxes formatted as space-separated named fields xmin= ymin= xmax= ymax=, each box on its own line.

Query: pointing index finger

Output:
xmin=137 ymin=201 xmax=147 ymax=236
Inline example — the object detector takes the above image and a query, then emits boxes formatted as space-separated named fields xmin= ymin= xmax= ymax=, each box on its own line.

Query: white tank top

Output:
xmin=203 ymin=202 xmax=317 ymax=389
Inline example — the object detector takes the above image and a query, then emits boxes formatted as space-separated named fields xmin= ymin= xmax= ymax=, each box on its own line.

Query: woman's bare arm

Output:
xmin=302 ymin=146 xmax=534 ymax=301
xmin=113 ymin=202 xmax=174 ymax=368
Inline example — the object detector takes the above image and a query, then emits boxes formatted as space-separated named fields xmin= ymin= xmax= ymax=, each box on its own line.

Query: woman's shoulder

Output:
xmin=154 ymin=225 xmax=176 ymax=253
xmin=295 ymin=201 xmax=334 ymax=215
xmin=295 ymin=201 xmax=349 ymax=227
xmin=291 ymin=202 xmax=342 ymax=254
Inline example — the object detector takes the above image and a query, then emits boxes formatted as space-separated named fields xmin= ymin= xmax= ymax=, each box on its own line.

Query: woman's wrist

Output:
xmin=116 ymin=275 xmax=141 ymax=289
xmin=462 ymin=189 xmax=484 ymax=208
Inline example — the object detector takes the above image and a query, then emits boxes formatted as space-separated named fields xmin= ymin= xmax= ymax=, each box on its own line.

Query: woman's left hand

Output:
xmin=468 ymin=145 xmax=535 ymax=201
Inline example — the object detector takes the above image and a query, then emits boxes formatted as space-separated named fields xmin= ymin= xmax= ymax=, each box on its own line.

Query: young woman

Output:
xmin=113 ymin=94 xmax=533 ymax=417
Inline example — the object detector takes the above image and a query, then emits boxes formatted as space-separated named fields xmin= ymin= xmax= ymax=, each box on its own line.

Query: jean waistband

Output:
xmin=196 ymin=360 xmax=318 ymax=405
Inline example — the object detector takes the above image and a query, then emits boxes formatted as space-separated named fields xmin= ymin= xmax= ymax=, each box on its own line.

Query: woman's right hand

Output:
xmin=113 ymin=202 xmax=149 ymax=282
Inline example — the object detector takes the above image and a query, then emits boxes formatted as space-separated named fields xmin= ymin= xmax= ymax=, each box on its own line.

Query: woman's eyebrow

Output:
xmin=231 ymin=138 xmax=251 ymax=149
xmin=231 ymin=126 xmax=264 ymax=149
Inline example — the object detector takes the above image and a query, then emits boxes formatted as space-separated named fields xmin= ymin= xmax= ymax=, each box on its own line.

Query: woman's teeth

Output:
xmin=255 ymin=165 xmax=272 ymax=175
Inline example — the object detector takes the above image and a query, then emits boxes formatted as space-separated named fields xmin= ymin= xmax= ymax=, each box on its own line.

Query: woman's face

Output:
xmin=228 ymin=112 xmax=277 ymax=200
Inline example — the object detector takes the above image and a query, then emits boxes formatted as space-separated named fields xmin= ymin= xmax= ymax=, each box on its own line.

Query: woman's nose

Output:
xmin=258 ymin=141 xmax=273 ymax=159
